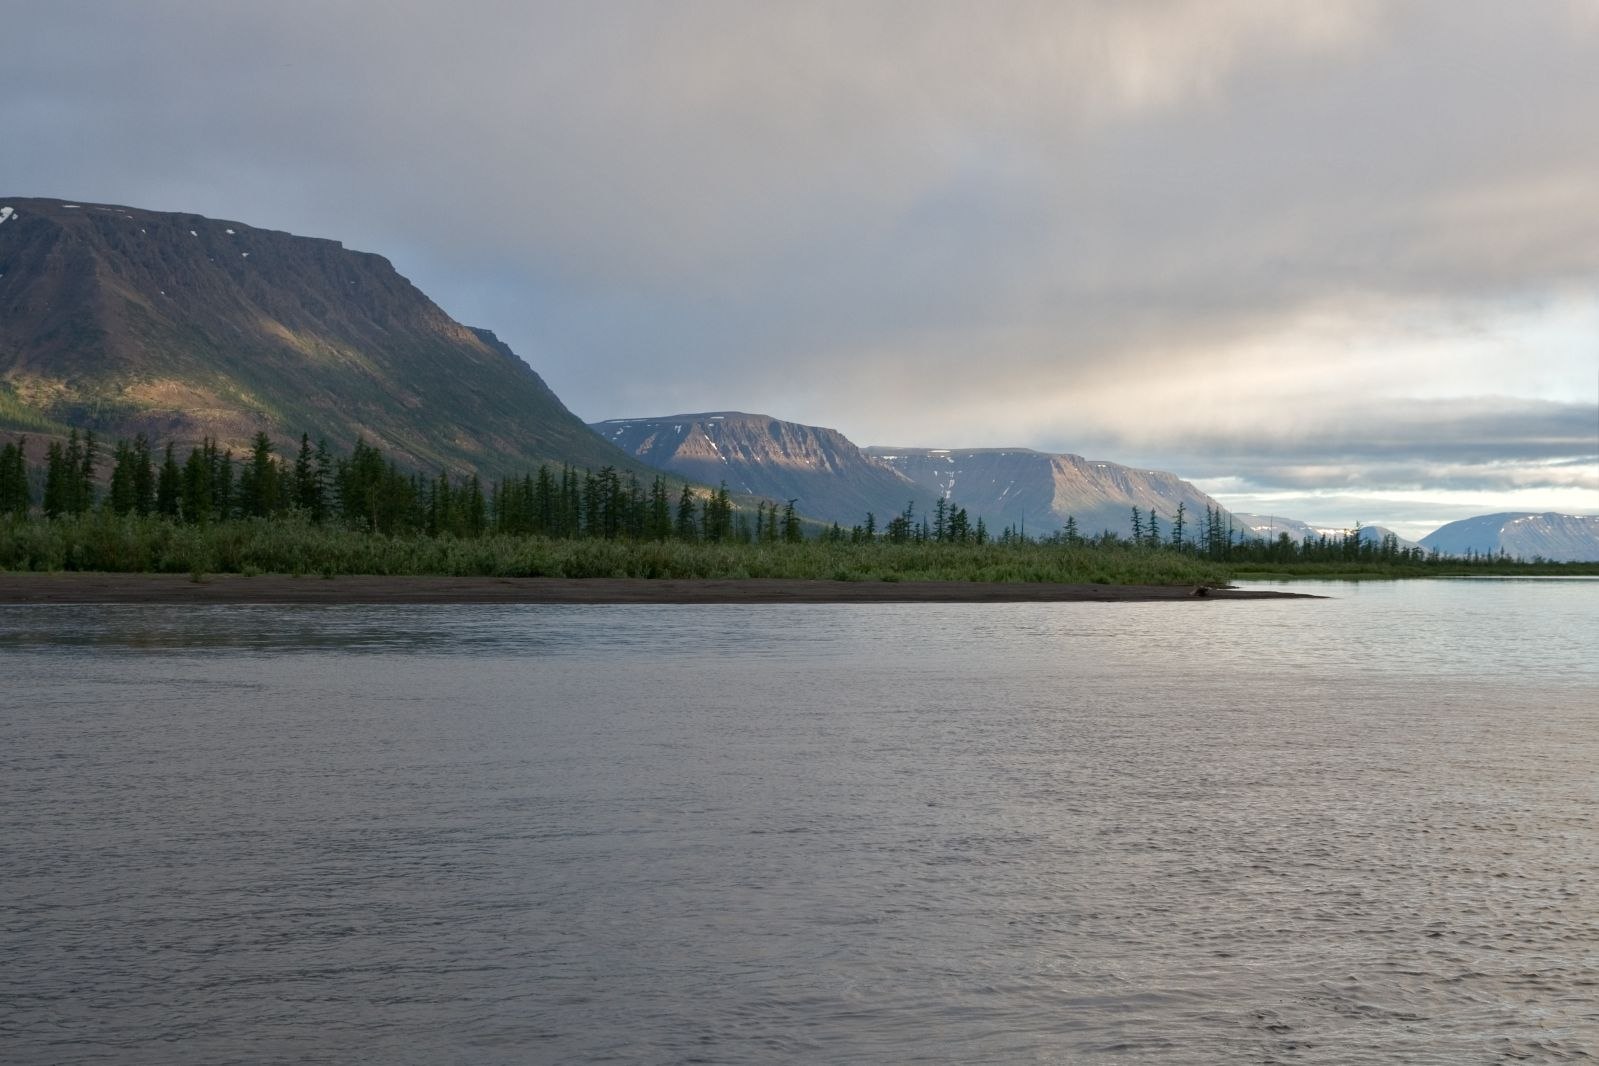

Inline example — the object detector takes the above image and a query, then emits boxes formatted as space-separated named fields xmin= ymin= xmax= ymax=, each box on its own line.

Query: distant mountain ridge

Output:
xmin=1232 ymin=513 xmax=1419 ymax=550
xmin=591 ymin=412 xmax=926 ymax=526
xmin=597 ymin=410 xmax=1237 ymax=537
xmin=867 ymin=446 xmax=1235 ymax=539
xmin=0 ymin=196 xmax=638 ymax=477
xmin=1418 ymin=512 xmax=1599 ymax=562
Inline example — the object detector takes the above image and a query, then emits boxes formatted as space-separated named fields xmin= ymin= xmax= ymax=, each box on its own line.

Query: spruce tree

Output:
xmin=181 ymin=445 xmax=212 ymax=523
xmin=43 ymin=441 xmax=67 ymax=518
xmin=0 ymin=438 xmax=28 ymax=517
xmin=156 ymin=443 xmax=182 ymax=517
xmin=107 ymin=439 xmax=137 ymax=514
xmin=313 ymin=438 xmax=333 ymax=524
xmin=293 ymin=434 xmax=318 ymax=518
xmin=648 ymin=476 xmax=671 ymax=540
xmin=465 ymin=474 xmax=487 ymax=536
xmin=675 ymin=484 xmax=698 ymax=541
xmin=77 ymin=431 xmax=97 ymax=514
xmin=238 ymin=432 xmax=281 ymax=518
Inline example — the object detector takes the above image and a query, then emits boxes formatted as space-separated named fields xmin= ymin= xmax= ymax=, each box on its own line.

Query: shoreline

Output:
xmin=0 ymin=572 xmax=1318 ymax=605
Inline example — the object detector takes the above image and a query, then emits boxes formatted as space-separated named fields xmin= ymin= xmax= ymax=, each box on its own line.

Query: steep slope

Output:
xmin=0 ymin=196 xmax=636 ymax=477
xmin=1233 ymin=513 xmax=1419 ymax=550
xmin=592 ymin=412 xmax=928 ymax=525
xmin=1418 ymin=512 xmax=1599 ymax=562
xmin=868 ymin=447 xmax=1235 ymax=539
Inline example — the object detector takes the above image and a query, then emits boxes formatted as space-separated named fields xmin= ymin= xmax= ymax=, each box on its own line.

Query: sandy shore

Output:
xmin=0 ymin=572 xmax=1315 ymax=605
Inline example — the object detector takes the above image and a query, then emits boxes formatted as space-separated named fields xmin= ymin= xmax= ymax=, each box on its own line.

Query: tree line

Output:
xmin=838 ymin=497 xmax=988 ymax=546
xmin=0 ymin=430 xmax=846 ymax=544
xmin=3 ymin=430 xmax=1513 ymax=566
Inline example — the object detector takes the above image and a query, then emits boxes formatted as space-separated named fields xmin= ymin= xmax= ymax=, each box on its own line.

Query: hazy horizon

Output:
xmin=5 ymin=1 xmax=1597 ymax=539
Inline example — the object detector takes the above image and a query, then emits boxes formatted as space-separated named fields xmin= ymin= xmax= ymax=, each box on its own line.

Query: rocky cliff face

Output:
xmin=1418 ymin=512 xmax=1599 ymax=561
xmin=593 ymin=412 xmax=927 ymax=525
xmin=0 ymin=197 xmax=634 ymax=476
xmin=868 ymin=447 xmax=1235 ymax=539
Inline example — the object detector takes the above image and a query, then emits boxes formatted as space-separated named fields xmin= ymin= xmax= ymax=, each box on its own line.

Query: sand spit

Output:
xmin=0 ymin=573 xmax=1318 ymax=605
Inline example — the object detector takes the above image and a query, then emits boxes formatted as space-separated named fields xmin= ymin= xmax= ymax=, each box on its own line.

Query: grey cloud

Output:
xmin=4 ymin=1 xmax=1598 ymax=524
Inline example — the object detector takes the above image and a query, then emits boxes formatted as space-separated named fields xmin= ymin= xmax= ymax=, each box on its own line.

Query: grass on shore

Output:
xmin=0 ymin=514 xmax=1231 ymax=585
xmin=7 ymin=514 xmax=1595 ymax=585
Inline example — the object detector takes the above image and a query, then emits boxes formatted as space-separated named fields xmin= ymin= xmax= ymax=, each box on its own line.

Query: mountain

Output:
xmin=0 ymin=196 xmax=636 ymax=477
xmin=867 ymin=447 xmax=1235 ymax=539
xmin=1232 ymin=513 xmax=1419 ymax=550
xmin=596 ymin=412 xmax=1234 ymax=536
xmin=591 ymin=412 xmax=927 ymax=525
xmin=1418 ymin=513 xmax=1599 ymax=562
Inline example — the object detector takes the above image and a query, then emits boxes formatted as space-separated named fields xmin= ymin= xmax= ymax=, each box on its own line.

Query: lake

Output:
xmin=3 ymin=579 xmax=1596 ymax=1063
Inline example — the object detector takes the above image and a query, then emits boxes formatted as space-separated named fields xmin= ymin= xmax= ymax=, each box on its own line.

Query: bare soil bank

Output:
xmin=0 ymin=573 xmax=1317 ymax=605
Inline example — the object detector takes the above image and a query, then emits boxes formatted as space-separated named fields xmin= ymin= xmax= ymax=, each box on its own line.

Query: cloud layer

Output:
xmin=4 ymin=1 xmax=1597 ymax=532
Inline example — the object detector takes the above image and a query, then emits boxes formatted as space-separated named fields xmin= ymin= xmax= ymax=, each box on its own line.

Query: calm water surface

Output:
xmin=3 ymin=579 xmax=1597 ymax=1063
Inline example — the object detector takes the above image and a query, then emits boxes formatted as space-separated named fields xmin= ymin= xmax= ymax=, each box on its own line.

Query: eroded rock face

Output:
xmin=0 ymin=197 xmax=636 ymax=477
xmin=593 ymin=412 xmax=926 ymax=526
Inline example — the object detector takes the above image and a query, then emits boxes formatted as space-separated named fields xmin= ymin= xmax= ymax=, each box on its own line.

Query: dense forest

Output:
xmin=1 ymin=431 xmax=1592 ymax=580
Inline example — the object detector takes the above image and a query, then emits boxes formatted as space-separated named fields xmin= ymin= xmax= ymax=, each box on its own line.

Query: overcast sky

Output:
xmin=6 ymin=1 xmax=1597 ymax=537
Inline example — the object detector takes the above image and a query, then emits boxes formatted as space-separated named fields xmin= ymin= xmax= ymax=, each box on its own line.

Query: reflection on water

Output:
xmin=3 ymin=581 xmax=1597 ymax=1063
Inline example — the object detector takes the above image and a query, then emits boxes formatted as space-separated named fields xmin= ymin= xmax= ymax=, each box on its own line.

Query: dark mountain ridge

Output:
xmin=0 ymin=196 xmax=635 ymax=477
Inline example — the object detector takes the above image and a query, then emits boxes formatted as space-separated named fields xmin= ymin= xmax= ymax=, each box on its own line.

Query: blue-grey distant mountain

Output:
xmin=0 ymin=196 xmax=640 ymax=477
xmin=1418 ymin=513 xmax=1599 ymax=562
xmin=596 ymin=413 xmax=1234 ymax=536
xmin=867 ymin=447 xmax=1237 ymax=539
xmin=1233 ymin=513 xmax=1419 ymax=550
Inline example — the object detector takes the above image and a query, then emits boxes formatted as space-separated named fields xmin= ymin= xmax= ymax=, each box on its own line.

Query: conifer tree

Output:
xmin=647 ymin=475 xmax=671 ymax=540
xmin=77 ymin=431 xmax=97 ymax=514
xmin=313 ymin=438 xmax=334 ymax=523
xmin=293 ymin=434 xmax=325 ymax=520
xmin=675 ymin=483 xmax=698 ymax=541
xmin=782 ymin=499 xmax=802 ymax=543
xmin=181 ymin=445 xmax=212 ymax=523
xmin=239 ymin=432 xmax=281 ymax=518
xmin=44 ymin=440 xmax=69 ymax=517
xmin=0 ymin=438 xmax=28 ymax=517
xmin=464 ymin=474 xmax=487 ymax=536
xmin=156 ymin=442 xmax=182 ymax=518
xmin=107 ymin=439 xmax=137 ymax=514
